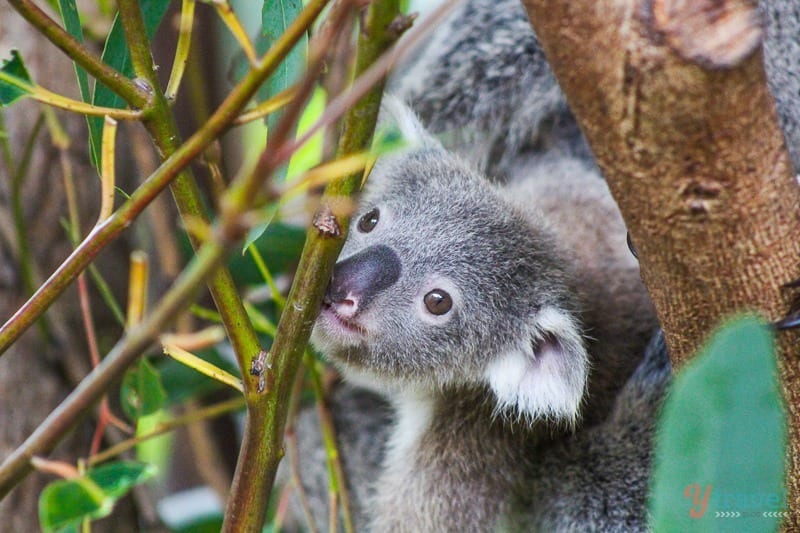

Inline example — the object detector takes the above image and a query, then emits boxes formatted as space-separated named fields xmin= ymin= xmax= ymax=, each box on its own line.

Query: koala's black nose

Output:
xmin=324 ymin=245 xmax=401 ymax=317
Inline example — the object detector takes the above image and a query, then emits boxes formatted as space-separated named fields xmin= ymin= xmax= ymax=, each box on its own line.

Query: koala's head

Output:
xmin=311 ymin=99 xmax=588 ymax=423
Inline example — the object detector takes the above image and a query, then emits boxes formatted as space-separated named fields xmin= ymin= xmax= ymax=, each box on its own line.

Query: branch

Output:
xmin=0 ymin=0 xmax=331 ymax=357
xmin=221 ymin=0 xmax=405 ymax=530
xmin=6 ymin=0 xmax=148 ymax=108
xmin=0 ymin=0 xmax=334 ymax=502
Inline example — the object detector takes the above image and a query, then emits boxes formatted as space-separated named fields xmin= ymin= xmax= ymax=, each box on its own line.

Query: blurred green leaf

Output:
xmin=39 ymin=477 xmax=110 ymax=532
xmin=55 ymin=0 xmax=94 ymax=165
xmin=169 ymin=513 xmax=224 ymax=533
xmin=0 ymin=50 xmax=33 ymax=107
xmin=285 ymin=86 xmax=326 ymax=177
xmin=121 ymin=358 xmax=168 ymax=422
xmin=179 ymin=222 xmax=305 ymax=285
xmin=89 ymin=0 xmax=170 ymax=166
xmin=244 ymin=87 xmax=325 ymax=248
xmin=87 ymin=460 xmax=158 ymax=498
xmin=39 ymin=461 xmax=156 ymax=532
xmin=261 ymin=0 xmax=306 ymax=110
xmin=649 ymin=315 xmax=786 ymax=532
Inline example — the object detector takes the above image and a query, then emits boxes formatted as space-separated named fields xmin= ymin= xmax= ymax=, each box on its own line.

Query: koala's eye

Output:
xmin=357 ymin=208 xmax=380 ymax=233
xmin=424 ymin=289 xmax=452 ymax=316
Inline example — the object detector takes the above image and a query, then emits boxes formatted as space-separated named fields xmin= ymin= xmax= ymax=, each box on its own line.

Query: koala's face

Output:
xmin=311 ymin=145 xmax=588 ymax=420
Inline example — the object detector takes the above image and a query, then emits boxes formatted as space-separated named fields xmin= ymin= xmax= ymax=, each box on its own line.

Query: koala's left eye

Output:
xmin=424 ymin=289 xmax=452 ymax=315
xmin=357 ymin=208 xmax=380 ymax=233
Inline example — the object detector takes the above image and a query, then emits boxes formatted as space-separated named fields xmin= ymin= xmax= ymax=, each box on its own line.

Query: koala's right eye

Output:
xmin=424 ymin=289 xmax=453 ymax=316
xmin=357 ymin=208 xmax=380 ymax=233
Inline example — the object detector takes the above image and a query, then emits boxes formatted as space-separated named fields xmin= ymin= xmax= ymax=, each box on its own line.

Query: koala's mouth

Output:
xmin=320 ymin=302 xmax=367 ymax=336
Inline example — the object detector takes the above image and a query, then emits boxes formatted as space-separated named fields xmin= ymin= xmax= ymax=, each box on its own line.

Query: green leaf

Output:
xmin=39 ymin=477 xmax=111 ymax=532
xmin=55 ymin=0 xmax=94 ymax=164
xmin=261 ymin=0 xmax=306 ymax=113
xmin=649 ymin=315 xmax=786 ymax=532
xmin=244 ymin=87 xmax=324 ymax=248
xmin=39 ymin=461 xmax=156 ymax=532
xmin=89 ymin=0 xmax=170 ymax=166
xmin=285 ymin=86 xmax=326 ymax=177
xmin=120 ymin=358 xmax=168 ymax=422
xmin=87 ymin=460 xmax=158 ymax=498
xmin=0 ymin=50 xmax=34 ymax=107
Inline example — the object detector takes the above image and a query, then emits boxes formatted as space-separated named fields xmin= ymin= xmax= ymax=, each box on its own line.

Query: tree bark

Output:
xmin=521 ymin=0 xmax=800 ymax=525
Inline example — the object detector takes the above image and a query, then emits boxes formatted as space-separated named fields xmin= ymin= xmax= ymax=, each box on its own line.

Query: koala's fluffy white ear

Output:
xmin=484 ymin=307 xmax=588 ymax=424
xmin=377 ymin=94 xmax=443 ymax=150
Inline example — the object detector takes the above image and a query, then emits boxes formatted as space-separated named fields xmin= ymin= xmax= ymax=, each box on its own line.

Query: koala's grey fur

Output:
xmin=397 ymin=0 xmax=800 ymax=176
xmin=284 ymin=0 xmax=800 ymax=530
xmin=763 ymin=1 xmax=800 ymax=170
xmin=295 ymin=97 xmax=661 ymax=531
xmin=393 ymin=0 xmax=593 ymax=178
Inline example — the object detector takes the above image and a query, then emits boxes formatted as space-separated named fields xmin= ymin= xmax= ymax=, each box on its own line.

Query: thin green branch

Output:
xmin=87 ymin=396 xmax=245 ymax=466
xmin=10 ymin=114 xmax=45 ymax=305
xmin=0 ymin=0 xmax=332 ymax=357
xmin=0 ymin=0 xmax=336 ymax=502
xmin=0 ymin=240 xmax=231 ymax=499
xmin=305 ymin=351 xmax=354 ymax=533
xmin=165 ymin=0 xmax=196 ymax=100
xmin=221 ymin=1 xmax=405 ymax=531
xmin=6 ymin=0 xmax=148 ymax=108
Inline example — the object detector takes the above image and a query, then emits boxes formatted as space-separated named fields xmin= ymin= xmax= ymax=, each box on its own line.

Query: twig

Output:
xmin=6 ymin=0 xmax=149 ymax=108
xmin=98 ymin=116 xmax=117 ymax=224
xmin=284 ymin=368 xmax=320 ymax=533
xmin=305 ymin=352 xmax=354 ymax=533
xmin=0 ymin=0 xmax=332 ymax=356
xmin=165 ymin=0 xmax=197 ymax=100
xmin=88 ymin=396 xmax=245 ymax=466
xmin=222 ymin=1 xmax=407 ymax=531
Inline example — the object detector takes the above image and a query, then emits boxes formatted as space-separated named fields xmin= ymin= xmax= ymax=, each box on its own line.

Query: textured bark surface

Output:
xmin=521 ymin=0 xmax=800 ymax=526
xmin=0 ymin=5 xmax=136 ymax=530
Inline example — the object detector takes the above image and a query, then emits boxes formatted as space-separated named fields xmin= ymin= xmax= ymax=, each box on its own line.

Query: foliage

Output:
xmin=649 ymin=316 xmax=786 ymax=532
xmin=0 ymin=0 xmax=406 ymax=529
xmin=39 ymin=462 xmax=157 ymax=532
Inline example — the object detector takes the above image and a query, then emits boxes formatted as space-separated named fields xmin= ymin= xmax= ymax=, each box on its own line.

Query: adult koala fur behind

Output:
xmin=284 ymin=0 xmax=800 ymax=530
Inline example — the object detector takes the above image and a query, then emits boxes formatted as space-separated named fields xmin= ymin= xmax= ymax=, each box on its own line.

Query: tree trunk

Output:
xmin=520 ymin=0 xmax=800 ymax=526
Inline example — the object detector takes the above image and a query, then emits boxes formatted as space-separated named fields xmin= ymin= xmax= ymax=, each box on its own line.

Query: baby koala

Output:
xmin=307 ymin=100 xmax=665 ymax=532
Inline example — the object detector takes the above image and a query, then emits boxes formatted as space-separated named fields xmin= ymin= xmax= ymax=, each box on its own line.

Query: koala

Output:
xmin=284 ymin=0 xmax=800 ymax=530
xmin=299 ymin=98 xmax=662 ymax=532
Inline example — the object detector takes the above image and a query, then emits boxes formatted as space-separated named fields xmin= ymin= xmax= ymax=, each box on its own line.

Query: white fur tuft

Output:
xmin=484 ymin=307 xmax=588 ymax=423
xmin=379 ymin=94 xmax=442 ymax=149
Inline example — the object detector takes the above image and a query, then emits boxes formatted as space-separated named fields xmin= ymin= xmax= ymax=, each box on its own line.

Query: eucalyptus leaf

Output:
xmin=649 ymin=315 xmax=786 ymax=532
xmin=0 ymin=50 xmax=33 ymax=107
xmin=120 ymin=358 xmax=168 ymax=422
xmin=87 ymin=460 xmax=158 ymax=498
xmin=89 ymin=0 xmax=170 ymax=166
xmin=261 ymin=0 xmax=306 ymax=115
xmin=38 ymin=461 xmax=156 ymax=532
xmin=55 ymin=0 xmax=95 ymax=165
xmin=39 ymin=477 xmax=111 ymax=532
